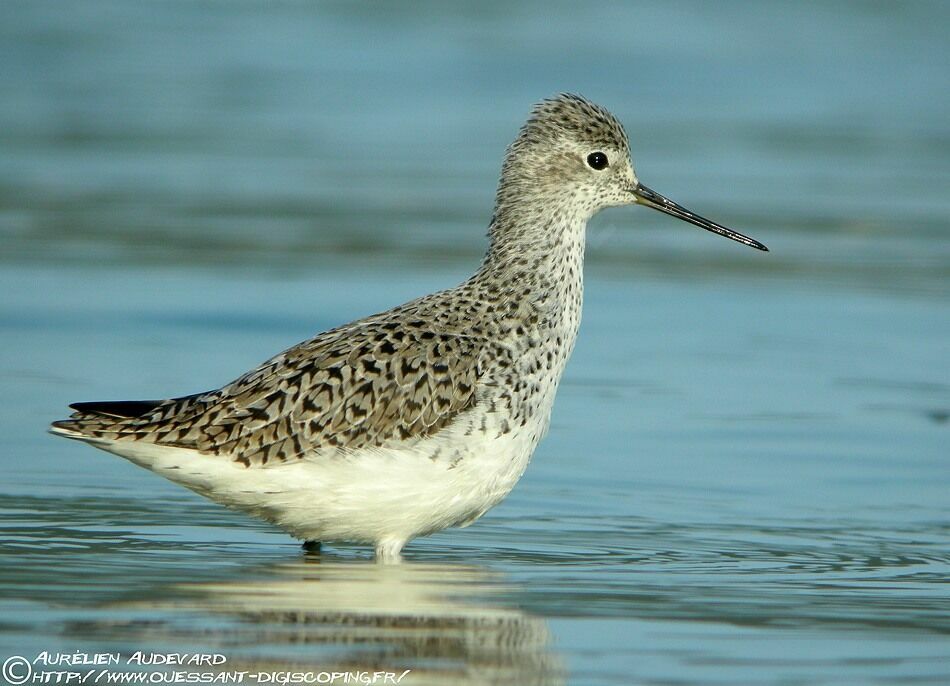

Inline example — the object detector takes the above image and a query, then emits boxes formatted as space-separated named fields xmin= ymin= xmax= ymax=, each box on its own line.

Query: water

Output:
xmin=1 ymin=2 xmax=948 ymax=684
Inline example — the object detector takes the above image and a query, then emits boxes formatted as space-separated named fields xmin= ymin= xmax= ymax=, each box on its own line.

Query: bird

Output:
xmin=50 ymin=94 xmax=767 ymax=562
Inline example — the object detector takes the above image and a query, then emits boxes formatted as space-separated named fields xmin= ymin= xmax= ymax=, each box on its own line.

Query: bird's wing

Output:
xmin=59 ymin=319 xmax=486 ymax=467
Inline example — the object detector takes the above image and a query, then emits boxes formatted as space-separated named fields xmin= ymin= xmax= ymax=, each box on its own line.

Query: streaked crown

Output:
xmin=518 ymin=93 xmax=630 ymax=154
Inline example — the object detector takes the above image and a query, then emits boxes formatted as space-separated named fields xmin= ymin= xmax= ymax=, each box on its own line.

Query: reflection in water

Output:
xmin=93 ymin=558 xmax=564 ymax=686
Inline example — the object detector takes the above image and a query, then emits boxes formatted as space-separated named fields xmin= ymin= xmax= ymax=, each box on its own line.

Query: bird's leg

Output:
xmin=374 ymin=538 xmax=405 ymax=564
xmin=301 ymin=540 xmax=321 ymax=554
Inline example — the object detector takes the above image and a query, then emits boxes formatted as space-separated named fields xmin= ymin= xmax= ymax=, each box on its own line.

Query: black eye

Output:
xmin=587 ymin=152 xmax=608 ymax=170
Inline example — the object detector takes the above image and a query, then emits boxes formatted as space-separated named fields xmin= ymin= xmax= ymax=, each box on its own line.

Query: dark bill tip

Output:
xmin=632 ymin=184 xmax=768 ymax=252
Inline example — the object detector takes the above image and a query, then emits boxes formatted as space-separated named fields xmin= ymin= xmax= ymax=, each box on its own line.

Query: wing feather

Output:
xmin=57 ymin=318 xmax=485 ymax=467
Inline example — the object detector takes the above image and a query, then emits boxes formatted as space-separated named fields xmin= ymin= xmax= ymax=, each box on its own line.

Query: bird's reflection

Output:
xmin=118 ymin=555 xmax=564 ymax=685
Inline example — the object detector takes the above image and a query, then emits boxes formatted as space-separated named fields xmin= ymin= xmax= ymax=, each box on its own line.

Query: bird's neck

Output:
xmin=483 ymin=189 xmax=588 ymax=274
xmin=474 ymin=197 xmax=588 ymax=339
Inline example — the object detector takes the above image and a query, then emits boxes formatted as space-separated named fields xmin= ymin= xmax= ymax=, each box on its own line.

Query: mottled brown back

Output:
xmin=54 ymin=296 xmax=487 ymax=467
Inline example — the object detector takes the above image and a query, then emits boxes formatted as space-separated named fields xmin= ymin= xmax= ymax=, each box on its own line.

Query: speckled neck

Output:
xmin=474 ymin=194 xmax=587 ymax=347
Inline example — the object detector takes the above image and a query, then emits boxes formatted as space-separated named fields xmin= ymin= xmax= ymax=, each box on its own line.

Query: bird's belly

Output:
xmin=96 ymin=420 xmax=543 ymax=545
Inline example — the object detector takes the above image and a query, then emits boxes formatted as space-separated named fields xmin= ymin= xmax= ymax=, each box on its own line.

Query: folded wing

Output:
xmin=53 ymin=321 xmax=485 ymax=467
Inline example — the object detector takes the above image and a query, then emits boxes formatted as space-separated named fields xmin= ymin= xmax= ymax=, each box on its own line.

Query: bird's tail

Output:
xmin=49 ymin=399 xmax=167 ymax=443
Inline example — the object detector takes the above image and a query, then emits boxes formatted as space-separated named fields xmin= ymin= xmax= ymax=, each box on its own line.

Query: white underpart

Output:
xmin=51 ymin=401 xmax=548 ymax=562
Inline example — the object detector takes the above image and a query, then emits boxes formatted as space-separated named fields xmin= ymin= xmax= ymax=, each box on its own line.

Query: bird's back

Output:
xmin=51 ymin=283 xmax=495 ymax=467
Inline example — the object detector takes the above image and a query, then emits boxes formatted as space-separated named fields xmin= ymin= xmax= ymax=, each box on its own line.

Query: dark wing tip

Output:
xmin=68 ymin=400 xmax=165 ymax=419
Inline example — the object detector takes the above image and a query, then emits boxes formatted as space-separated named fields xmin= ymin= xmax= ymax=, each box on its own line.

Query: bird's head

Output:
xmin=498 ymin=94 xmax=767 ymax=251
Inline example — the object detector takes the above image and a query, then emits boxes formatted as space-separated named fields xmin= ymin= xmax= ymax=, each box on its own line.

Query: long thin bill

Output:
xmin=632 ymin=184 xmax=768 ymax=251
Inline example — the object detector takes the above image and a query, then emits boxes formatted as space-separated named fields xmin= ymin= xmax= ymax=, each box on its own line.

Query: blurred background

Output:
xmin=1 ymin=2 xmax=948 ymax=685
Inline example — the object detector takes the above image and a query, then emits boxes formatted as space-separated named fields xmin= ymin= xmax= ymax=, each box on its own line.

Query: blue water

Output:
xmin=1 ymin=2 xmax=948 ymax=685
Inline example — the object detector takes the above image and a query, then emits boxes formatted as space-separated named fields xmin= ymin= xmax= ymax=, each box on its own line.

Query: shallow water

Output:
xmin=2 ymin=2 xmax=949 ymax=685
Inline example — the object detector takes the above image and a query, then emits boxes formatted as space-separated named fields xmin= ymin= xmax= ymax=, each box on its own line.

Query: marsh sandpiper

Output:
xmin=51 ymin=94 xmax=767 ymax=561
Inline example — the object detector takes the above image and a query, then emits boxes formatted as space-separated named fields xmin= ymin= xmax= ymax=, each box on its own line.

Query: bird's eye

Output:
xmin=586 ymin=152 xmax=608 ymax=170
